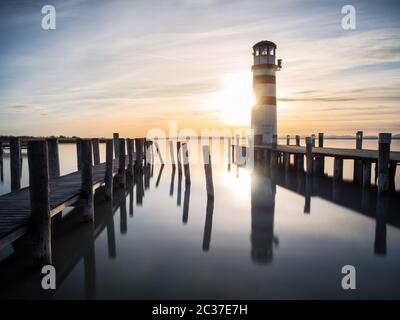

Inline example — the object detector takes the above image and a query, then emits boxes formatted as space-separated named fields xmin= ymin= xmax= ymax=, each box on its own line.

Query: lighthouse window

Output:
xmin=255 ymin=48 xmax=259 ymax=56
xmin=269 ymin=47 xmax=275 ymax=56
xmin=261 ymin=47 xmax=269 ymax=56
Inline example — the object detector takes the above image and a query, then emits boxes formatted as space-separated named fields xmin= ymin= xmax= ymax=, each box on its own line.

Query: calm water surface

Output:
xmin=0 ymin=140 xmax=399 ymax=299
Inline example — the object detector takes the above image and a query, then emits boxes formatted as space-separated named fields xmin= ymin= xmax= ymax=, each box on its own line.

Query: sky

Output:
xmin=0 ymin=0 xmax=399 ymax=137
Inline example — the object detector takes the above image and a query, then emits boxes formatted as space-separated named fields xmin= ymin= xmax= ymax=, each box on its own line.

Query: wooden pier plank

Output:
xmin=0 ymin=159 xmax=127 ymax=248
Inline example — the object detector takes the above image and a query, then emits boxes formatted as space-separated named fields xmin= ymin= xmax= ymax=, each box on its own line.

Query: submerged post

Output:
xmin=27 ymin=140 xmax=51 ymax=264
xmin=306 ymin=137 xmax=313 ymax=175
xmin=377 ymin=133 xmax=391 ymax=195
xmin=92 ymin=138 xmax=100 ymax=165
xmin=113 ymin=133 xmax=119 ymax=159
xmin=202 ymin=145 xmax=214 ymax=198
xmin=182 ymin=142 xmax=191 ymax=185
xmin=105 ymin=139 xmax=114 ymax=200
xmin=81 ymin=139 xmax=94 ymax=222
xmin=119 ymin=138 xmax=126 ymax=187
xmin=10 ymin=137 xmax=21 ymax=191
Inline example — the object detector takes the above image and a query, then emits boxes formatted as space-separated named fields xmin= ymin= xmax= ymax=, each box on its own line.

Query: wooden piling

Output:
xmin=127 ymin=138 xmax=134 ymax=176
xmin=10 ymin=137 xmax=21 ymax=191
xmin=305 ymin=137 xmax=313 ymax=175
xmin=176 ymin=141 xmax=182 ymax=166
xmin=389 ymin=161 xmax=397 ymax=192
xmin=105 ymin=139 xmax=114 ymax=200
xmin=154 ymin=142 xmax=164 ymax=164
xmin=283 ymin=152 xmax=290 ymax=171
xmin=286 ymin=135 xmax=290 ymax=146
xmin=113 ymin=133 xmax=119 ymax=159
xmin=227 ymin=136 xmax=232 ymax=165
xmin=362 ymin=160 xmax=371 ymax=188
xmin=135 ymin=138 xmax=143 ymax=171
xmin=92 ymin=138 xmax=100 ymax=165
xmin=311 ymin=134 xmax=316 ymax=147
xmin=354 ymin=131 xmax=363 ymax=183
xmin=314 ymin=133 xmax=324 ymax=175
xmin=47 ymin=138 xmax=60 ymax=179
xmin=377 ymin=133 xmax=391 ymax=195
xmin=202 ymin=145 xmax=214 ymax=198
xmin=333 ymin=157 xmax=343 ymax=181
xmin=81 ymin=139 xmax=94 ymax=222
xmin=27 ymin=140 xmax=51 ymax=264
xmin=119 ymin=138 xmax=126 ymax=187
xmin=76 ymin=138 xmax=82 ymax=171
xmin=182 ymin=143 xmax=191 ymax=185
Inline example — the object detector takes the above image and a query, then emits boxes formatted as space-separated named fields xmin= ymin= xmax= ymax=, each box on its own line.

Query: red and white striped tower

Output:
xmin=251 ymin=40 xmax=282 ymax=145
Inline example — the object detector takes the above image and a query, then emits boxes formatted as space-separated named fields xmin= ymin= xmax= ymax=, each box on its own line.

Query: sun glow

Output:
xmin=204 ymin=71 xmax=255 ymax=126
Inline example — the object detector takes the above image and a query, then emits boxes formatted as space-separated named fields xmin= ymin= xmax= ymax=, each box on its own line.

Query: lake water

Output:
xmin=0 ymin=139 xmax=399 ymax=299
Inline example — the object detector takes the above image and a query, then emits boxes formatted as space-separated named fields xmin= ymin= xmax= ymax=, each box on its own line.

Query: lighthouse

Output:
xmin=251 ymin=40 xmax=281 ymax=145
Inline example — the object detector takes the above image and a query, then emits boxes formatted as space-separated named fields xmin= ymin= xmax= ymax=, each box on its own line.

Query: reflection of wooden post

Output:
xmin=154 ymin=142 xmax=164 ymax=164
xmin=0 ymin=141 xmax=3 ymax=182
xmin=47 ymin=138 xmax=60 ymax=179
xmin=375 ymin=196 xmax=387 ymax=255
xmin=202 ymin=145 xmax=214 ymax=198
xmin=106 ymin=201 xmax=116 ymax=259
xmin=81 ymin=139 xmax=94 ymax=222
xmin=182 ymin=184 xmax=190 ymax=224
xmin=353 ymin=131 xmax=363 ymax=183
xmin=92 ymin=138 xmax=100 ymax=165
xmin=169 ymin=140 xmax=175 ymax=165
xmin=182 ymin=143 xmax=191 ymax=185
xmin=389 ymin=161 xmax=397 ymax=192
xmin=305 ymin=137 xmax=313 ymax=176
xmin=202 ymin=197 xmax=214 ymax=251
xmin=377 ymin=133 xmax=391 ymax=195
xmin=362 ymin=160 xmax=371 ymax=188
xmin=28 ymin=140 xmax=51 ymax=264
xmin=333 ymin=157 xmax=343 ymax=181
xmin=10 ymin=137 xmax=21 ymax=191
xmin=304 ymin=174 xmax=312 ymax=214
xmin=105 ymin=139 xmax=114 ymax=200
xmin=113 ymin=133 xmax=119 ymax=159
xmin=118 ymin=138 xmax=126 ymax=187
xmin=156 ymin=164 xmax=164 ymax=187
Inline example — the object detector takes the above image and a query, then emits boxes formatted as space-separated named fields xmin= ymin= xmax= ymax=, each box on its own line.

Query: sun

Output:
xmin=204 ymin=71 xmax=255 ymax=126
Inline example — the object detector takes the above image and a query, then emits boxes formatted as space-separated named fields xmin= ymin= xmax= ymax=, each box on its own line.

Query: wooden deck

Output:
xmin=254 ymin=144 xmax=400 ymax=162
xmin=0 ymin=159 xmax=126 ymax=249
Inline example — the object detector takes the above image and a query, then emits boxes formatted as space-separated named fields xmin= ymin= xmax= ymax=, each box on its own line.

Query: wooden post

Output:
xmin=202 ymin=145 xmax=214 ymax=198
xmin=27 ymin=140 xmax=51 ymax=264
xmin=10 ymin=137 xmax=21 ymax=191
xmin=105 ymin=139 xmax=114 ymax=200
xmin=389 ymin=161 xmax=397 ymax=192
xmin=377 ymin=133 xmax=391 ymax=195
xmin=47 ymin=138 xmax=60 ymax=179
xmin=295 ymin=135 xmax=300 ymax=146
xmin=176 ymin=141 xmax=182 ymax=166
xmin=113 ymin=133 xmax=119 ymax=159
xmin=353 ymin=131 xmax=363 ymax=183
xmin=315 ymin=132 xmax=325 ymax=175
xmin=235 ymin=134 xmax=241 ymax=165
xmin=311 ymin=134 xmax=316 ymax=147
xmin=169 ymin=140 xmax=176 ymax=165
xmin=92 ymin=138 xmax=100 ymax=165
xmin=318 ymin=133 xmax=324 ymax=148
xmin=119 ymin=138 xmax=126 ymax=187
xmin=81 ymin=139 xmax=94 ymax=222
xmin=182 ymin=143 xmax=191 ymax=185
xmin=127 ymin=138 xmax=134 ymax=176
xmin=362 ymin=160 xmax=371 ymax=188
xmin=135 ymin=138 xmax=143 ymax=171
xmin=306 ymin=137 xmax=313 ymax=176
xmin=270 ymin=134 xmax=278 ymax=168
xmin=76 ymin=138 xmax=82 ymax=171
xmin=286 ymin=135 xmax=290 ymax=145
xmin=227 ymin=136 xmax=232 ymax=165
xmin=0 ymin=140 xmax=3 ymax=182
xmin=333 ymin=157 xmax=343 ymax=181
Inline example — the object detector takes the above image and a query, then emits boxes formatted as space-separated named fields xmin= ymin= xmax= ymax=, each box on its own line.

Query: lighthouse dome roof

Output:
xmin=253 ymin=40 xmax=277 ymax=49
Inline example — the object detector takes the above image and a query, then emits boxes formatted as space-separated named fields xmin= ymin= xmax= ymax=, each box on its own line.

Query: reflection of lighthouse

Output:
xmin=250 ymin=169 xmax=277 ymax=263
xmin=251 ymin=40 xmax=281 ymax=145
